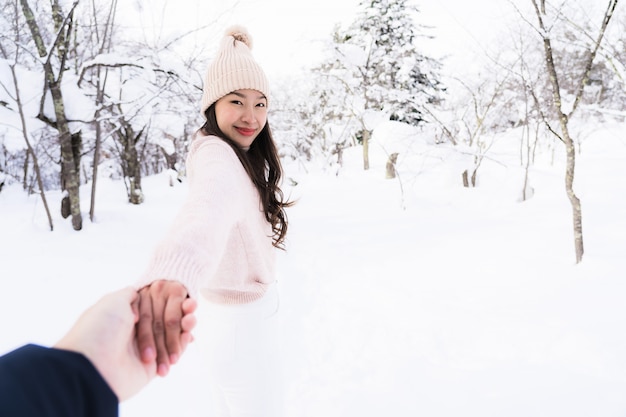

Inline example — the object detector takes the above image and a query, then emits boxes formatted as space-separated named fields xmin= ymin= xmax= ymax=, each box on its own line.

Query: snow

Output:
xmin=0 ymin=57 xmax=93 ymax=145
xmin=1 ymin=121 xmax=626 ymax=417
xmin=0 ymin=59 xmax=47 ymax=151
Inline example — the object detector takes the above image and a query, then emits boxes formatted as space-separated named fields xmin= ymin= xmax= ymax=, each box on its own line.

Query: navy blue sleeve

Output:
xmin=0 ymin=344 xmax=118 ymax=417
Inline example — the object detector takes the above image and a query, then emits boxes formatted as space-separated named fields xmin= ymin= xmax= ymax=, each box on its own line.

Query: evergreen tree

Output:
xmin=339 ymin=0 xmax=444 ymax=125
xmin=311 ymin=0 xmax=445 ymax=169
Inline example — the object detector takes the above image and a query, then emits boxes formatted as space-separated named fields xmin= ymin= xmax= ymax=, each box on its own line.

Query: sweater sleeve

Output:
xmin=0 ymin=344 xmax=118 ymax=417
xmin=137 ymin=137 xmax=247 ymax=298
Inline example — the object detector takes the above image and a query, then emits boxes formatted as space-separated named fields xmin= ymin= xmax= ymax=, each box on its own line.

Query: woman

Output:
xmin=134 ymin=25 xmax=291 ymax=417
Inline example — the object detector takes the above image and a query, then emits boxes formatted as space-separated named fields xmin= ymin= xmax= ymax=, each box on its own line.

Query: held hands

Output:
xmin=136 ymin=280 xmax=196 ymax=377
xmin=54 ymin=286 xmax=196 ymax=401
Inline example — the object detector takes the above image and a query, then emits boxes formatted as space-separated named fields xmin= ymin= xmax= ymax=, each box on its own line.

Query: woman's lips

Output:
xmin=236 ymin=127 xmax=256 ymax=136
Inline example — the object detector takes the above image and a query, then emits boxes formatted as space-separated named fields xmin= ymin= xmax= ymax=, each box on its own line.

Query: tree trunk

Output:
xmin=22 ymin=148 xmax=29 ymax=191
xmin=385 ymin=152 xmax=398 ymax=179
xmin=362 ymin=129 xmax=370 ymax=170
xmin=90 ymin=73 xmax=105 ymax=221
xmin=20 ymin=0 xmax=82 ymax=230
xmin=89 ymin=0 xmax=118 ymax=221
xmin=335 ymin=143 xmax=344 ymax=168
xmin=8 ymin=61 xmax=54 ymax=230
xmin=54 ymin=90 xmax=82 ymax=229
xmin=90 ymin=112 xmax=101 ymax=221
xmin=126 ymin=139 xmax=144 ymax=204
xmin=532 ymin=0 xmax=616 ymax=262
xmin=116 ymin=124 xmax=145 ymax=205
xmin=462 ymin=170 xmax=469 ymax=188
xmin=560 ymin=122 xmax=584 ymax=263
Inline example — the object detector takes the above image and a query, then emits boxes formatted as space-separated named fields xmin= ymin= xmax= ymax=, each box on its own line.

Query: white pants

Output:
xmin=195 ymin=284 xmax=285 ymax=417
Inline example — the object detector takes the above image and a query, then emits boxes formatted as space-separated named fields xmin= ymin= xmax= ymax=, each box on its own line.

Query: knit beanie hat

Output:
xmin=200 ymin=25 xmax=270 ymax=117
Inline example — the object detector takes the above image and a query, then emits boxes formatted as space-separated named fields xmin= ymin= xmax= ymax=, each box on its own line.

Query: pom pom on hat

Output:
xmin=200 ymin=25 xmax=270 ymax=118
xmin=227 ymin=25 xmax=253 ymax=49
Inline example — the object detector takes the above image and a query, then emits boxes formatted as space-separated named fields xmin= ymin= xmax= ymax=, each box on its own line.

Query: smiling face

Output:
xmin=214 ymin=89 xmax=268 ymax=150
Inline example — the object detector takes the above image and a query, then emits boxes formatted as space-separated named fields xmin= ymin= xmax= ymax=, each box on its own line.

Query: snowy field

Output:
xmin=1 ymin=122 xmax=626 ymax=417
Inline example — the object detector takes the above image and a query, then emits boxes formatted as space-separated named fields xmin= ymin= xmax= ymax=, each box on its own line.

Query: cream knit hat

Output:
xmin=200 ymin=25 xmax=270 ymax=117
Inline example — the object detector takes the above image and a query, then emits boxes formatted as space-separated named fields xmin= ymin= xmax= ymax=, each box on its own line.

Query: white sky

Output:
xmin=121 ymin=0 xmax=517 ymax=79
xmin=121 ymin=0 xmax=617 ymax=82
xmin=245 ymin=0 xmax=513 ymax=76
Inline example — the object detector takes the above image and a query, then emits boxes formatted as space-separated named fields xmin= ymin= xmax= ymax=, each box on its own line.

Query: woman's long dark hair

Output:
xmin=200 ymin=104 xmax=292 ymax=249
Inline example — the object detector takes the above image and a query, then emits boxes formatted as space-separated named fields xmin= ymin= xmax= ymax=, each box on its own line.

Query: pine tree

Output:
xmin=341 ymin=0 xmax=444 ymax=125
xmin=312 ymin=0 xmax=445 ymax=169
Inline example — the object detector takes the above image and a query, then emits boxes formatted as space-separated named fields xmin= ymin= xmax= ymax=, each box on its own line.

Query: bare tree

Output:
xmin=85 ymin=0 xmax=118 ymax=221
xmin=109 ymin=112 xmax=146 ymax=205
xmin=75 ymin=0 xmax=211 ymax=205
xmin=455 ymin=73 xmax=514 ymax=187
xmin=0 ymin=39 xmax=54 ymax=230
xmin=425 ymin=60 xmax=517 ymax=189
xmin=20 ymin=0 xmax=84 ymax=230
xmin=527 ymin=0 xmax=618 ymax=263
xmin=507 ymin=28 xmax=544 ymax=202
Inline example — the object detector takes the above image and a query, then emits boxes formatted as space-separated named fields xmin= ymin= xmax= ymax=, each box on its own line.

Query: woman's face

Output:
xmin=215 ymin=89 xmax=268 ymax=149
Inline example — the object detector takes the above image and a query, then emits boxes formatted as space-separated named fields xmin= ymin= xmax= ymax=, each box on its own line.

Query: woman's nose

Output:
xmin=241 ymin=106 xmax=256 ymax=123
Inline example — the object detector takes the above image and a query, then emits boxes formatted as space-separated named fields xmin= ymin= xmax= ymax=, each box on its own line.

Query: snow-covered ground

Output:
xmin=1 ymin=122 xmax=626 ymax=416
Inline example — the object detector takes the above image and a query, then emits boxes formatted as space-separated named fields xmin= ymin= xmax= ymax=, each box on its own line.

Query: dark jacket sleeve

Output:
xmin=0 ymin=344 xmax=118 ymax=417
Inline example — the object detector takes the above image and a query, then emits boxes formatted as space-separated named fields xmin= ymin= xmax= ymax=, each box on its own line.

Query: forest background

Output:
xmin=0 ymin=0 xmax=623 ymax=260
xmin=2 ymin=1 xmax=626 ymax=416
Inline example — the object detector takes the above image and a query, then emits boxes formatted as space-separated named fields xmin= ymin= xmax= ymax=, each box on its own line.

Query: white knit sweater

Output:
xmin=137 ymin=134 xmax=276 ymax=304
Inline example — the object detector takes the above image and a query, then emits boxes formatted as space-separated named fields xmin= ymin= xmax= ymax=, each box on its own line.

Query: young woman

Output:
xmin=134 ymin=25 xmax=291 ymax=417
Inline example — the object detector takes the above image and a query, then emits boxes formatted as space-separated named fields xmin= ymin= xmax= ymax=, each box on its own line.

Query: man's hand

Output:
xmin=54 ymin=286 xmax=196 ymax=401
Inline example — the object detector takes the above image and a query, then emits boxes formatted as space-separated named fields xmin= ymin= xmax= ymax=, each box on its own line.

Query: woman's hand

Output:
xmin=136 ymin=280 xmax=197 ymax=376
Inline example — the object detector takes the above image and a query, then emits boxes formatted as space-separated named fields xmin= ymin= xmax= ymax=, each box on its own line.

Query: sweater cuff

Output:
xmin=137 ymin=251 xmax=203 ymax=299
